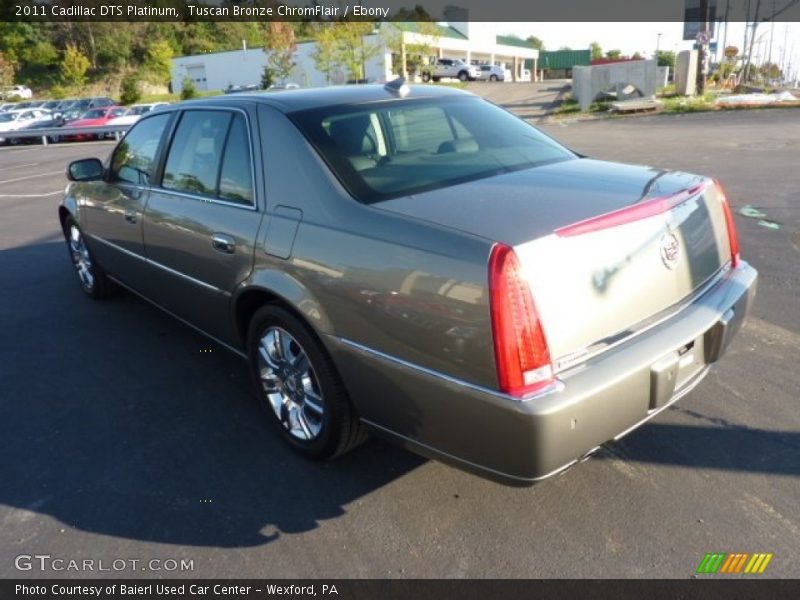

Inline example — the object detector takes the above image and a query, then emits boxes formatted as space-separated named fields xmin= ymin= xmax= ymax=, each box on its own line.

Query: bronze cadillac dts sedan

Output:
xmin=59 ymin=83 xmax=757 ymax=484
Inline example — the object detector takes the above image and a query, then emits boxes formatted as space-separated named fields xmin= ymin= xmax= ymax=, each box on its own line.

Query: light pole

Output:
xmin=656 ymin=32 xmax=662 ymax=56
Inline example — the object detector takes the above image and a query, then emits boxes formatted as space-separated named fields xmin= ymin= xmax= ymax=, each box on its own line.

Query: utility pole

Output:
xmin=697 ymin=0 xmax=711 ymax=94
xmin=744 ymin=0 xmax=762 ymax=83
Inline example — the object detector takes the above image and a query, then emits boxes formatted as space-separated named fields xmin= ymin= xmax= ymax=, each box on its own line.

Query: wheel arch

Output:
xmin=232 ymin=274 xmax=335 ymax=350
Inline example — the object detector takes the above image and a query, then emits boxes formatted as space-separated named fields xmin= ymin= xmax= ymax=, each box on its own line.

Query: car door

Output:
xmin=81 ymin=112 xmax=173 ymax=291
xmin=142 ymin=107 xmax=262 ymax=345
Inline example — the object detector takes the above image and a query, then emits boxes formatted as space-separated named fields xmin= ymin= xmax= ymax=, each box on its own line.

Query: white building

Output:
xmin=170 ymin=23 xmax=540 ymax=93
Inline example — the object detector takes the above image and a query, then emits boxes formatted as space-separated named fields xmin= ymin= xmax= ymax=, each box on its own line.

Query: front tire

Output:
xmin=247 ymin=305 xmax=365 ymax=460
xmin=489 ymin=74 xmax=498 ymax=82
xmin=64 ymin=217 xmax=115 ymax=298
xmin=421 ymin=72 xmax=431 ymax=83
xmin=458 ymin=71 xmax=468 ymax=82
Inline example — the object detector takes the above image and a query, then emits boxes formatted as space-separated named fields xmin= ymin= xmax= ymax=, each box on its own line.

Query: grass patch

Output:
xmin=660 ymin=93 xmax=716 ymax=113
xmin=553 ymin=94 xmax=612 ymax=116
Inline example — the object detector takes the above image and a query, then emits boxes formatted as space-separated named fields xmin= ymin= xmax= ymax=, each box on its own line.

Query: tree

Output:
xmin=264 ymin=22 xmax=297 ymax=84
xmin=180 ymin=76 xmax=198 ymax=100
xmin=60 ymin=44 xmax=91 ymax=88
xmin=590 ymin=42 xmax=603 ymax=60
xmin=632 ymin=52 xmax=644 ymax=60
xmin=120 ymin=72 xmax=141 ymax=105
xmin=655 ymin=50 xmax=676 ymax=69
xmin=311 ymin=24 xmax=340 ymax=84
xmin=526 ymin=35 xmax=545 ymax=51
xmin=383 ymin=22 xmax=440 ymax=78
xmin=558 ymin=46 xmax=573 ymax=51
xmin=605 ymin=49 xmax=622 ymax=59
xmin=334 ymin=22 xmax=380 ymax=82
xmin=0 ymin=51 xmax=16 ymax=87
xmin=143 ymin=39 xmax=173 ymax=85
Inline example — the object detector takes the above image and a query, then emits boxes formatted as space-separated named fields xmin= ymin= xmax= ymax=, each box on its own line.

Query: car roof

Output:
xmin=171 ymin=84 xmax=473 ymax=114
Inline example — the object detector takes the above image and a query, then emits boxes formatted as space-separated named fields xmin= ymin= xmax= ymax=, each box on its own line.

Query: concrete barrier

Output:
xmin=572 ymin=60 xmax=658 ymax=111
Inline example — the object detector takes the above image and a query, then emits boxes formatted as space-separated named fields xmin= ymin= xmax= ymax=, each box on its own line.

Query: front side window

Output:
xmin=110 ymin=113 xmax=171 ymax=185
xmin=162 ymin=110 xmax=254 ymax=206
xmin=291 ymin=96 xmax=576 ymax=203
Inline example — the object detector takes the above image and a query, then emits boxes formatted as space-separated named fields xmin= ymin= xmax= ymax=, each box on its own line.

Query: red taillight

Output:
xmin=488 ymin=244 xmax=553 ymax=397
xmin=715 ymin=180 xmax=740 ymax=268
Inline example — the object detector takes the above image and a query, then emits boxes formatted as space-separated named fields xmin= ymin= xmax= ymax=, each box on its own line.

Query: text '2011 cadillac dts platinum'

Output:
xmin=59 ymin=82 xmax=757 ymax=485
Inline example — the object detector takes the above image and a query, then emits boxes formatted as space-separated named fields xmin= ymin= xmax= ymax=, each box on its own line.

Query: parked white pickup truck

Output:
xmin=421 ymin=59 xmax=481 ymax=82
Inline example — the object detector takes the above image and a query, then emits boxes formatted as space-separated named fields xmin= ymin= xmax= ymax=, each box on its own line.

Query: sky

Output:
xmin=494 ymin=22 xmax=800 ymax=80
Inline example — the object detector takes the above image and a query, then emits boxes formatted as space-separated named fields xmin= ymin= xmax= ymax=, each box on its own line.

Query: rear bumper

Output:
xmin=326 ymin=261 xmax=757 ymax=485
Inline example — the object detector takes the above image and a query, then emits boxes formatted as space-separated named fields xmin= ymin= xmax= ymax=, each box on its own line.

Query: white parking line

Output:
xmin=0 ymin=170 xmax=63 ymax=185
xmin=0 ymin=191 xmax=62 ymax=198
xmin=0 ymin=162 xmax=40 ymax=173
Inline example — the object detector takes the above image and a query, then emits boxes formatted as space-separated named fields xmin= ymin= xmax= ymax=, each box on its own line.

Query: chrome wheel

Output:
xmin=257 ymin=327 xmax=324 ymax=441
xmin=69 ymin=225 xmax=95 ymax=290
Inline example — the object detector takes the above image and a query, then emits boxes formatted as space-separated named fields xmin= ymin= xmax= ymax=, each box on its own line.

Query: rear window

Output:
xmin=291 ymin=96 xmax=575 ymax=203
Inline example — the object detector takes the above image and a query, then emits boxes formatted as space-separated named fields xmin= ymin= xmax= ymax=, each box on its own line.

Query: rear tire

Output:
xmin=247 ymin=305 xmax=366 ymax=460
xmin=490 ymin=74 xmax=498 ymax=82
xmin=63 ymin=217 xmax=116 ymax=299
xmin=421 ymin=72 xmax=431 ymax=83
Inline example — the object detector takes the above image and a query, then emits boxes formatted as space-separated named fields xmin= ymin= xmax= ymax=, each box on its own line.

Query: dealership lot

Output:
xmin=0 ymin=109 xmax=798 ymax=578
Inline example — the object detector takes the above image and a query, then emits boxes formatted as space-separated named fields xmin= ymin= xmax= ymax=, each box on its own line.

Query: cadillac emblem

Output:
xmin=659 ymin=232 xmax=680 ymax=269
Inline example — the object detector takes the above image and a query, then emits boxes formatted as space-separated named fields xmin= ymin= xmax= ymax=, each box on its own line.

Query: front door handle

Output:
xmin=124 ymin=210 xmax=137 ymax=224
xmin=211 ymin=233 xmax=236 ymax=254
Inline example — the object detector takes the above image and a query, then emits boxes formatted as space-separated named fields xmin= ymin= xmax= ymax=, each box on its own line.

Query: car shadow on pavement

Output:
xmin=598 ymin=418 xmax=800 ymax=477
xmin=0 ymin=242 xmax=425 ymax=548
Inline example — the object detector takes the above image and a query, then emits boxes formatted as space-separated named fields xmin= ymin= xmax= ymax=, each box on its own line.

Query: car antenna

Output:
xmin=384 ymin=77 xmax=410 ymax=98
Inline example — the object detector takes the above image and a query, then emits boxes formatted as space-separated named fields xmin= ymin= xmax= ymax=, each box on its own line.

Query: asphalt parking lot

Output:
xmin=0 ymin=109 xmax=798 ymax=579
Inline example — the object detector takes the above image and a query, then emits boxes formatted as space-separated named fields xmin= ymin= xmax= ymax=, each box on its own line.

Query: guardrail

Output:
xmin=0 ymin=124 xmax=132 ymax=146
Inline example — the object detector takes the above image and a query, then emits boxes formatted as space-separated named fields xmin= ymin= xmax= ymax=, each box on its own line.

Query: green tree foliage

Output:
xmin=311 ymin=24 xmax=340 ymax=83
xmin=334 ymin=22 xmax=380 ymax=81
xmin=605 ymin=49 xmax=622 ymax=59
xmin=264 ymin=22 xmax=297 ymax=83
xmin=655 ymin=50 xmax=676 ymax=69
xmin=60 ymin=44 xmax=91 ymax=88
xmin=120 ymin=72 xmax=141 ymax=105
xmin=526 ymin=36 xmax=545 ymax=51
xmin=143 ymin=40 xmax=173 ymax=85
xmin=0 ymin=51 xmax=17 ymax=87
xmin=383 ymin=23 xmax=440 ymax=77
xmin=180 ymin=76 xmax=198 ymax=100
xmin=590 ymin=42 xmax=603 ymax=60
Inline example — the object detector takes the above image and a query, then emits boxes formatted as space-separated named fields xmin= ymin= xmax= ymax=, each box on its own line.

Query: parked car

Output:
xmin=62 ymin=97 xmax=115 ymax=113
xmin=0 ymin=103 xmax=16 ymax=112
xmin=63 ymin=106 xmax=127 ymax=141
xmin=477 ymin=65 xmax=506 ymax=82
xmin=12 ymin=112 xmax=69 ymax=144
xmin=2 ymin=85 xmax=33 ymax=99
xmin=59 ymin=85 xmax=756 ymax=485
xmin=107 ymin=103 xmax=169 ymax=127
xmin=226 ymin=84 xmax=262 ymax=94
xmin=0 ymin=108 xmax=51 ymax=144
xmin=421 ymin=58 xmax=481 ymax=82
xmin=267 ymin=83 xmax=302 ymax=91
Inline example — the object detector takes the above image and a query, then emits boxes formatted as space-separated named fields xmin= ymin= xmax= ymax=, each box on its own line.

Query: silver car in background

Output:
xmin=477 ymin=65 xmax=506 ymax=81
xmin=59 ymin=84 xmax=756 ymax=485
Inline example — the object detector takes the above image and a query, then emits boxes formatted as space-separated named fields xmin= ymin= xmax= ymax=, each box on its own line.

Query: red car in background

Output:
xmin=63 ymin=106 xmax=127 ymax=141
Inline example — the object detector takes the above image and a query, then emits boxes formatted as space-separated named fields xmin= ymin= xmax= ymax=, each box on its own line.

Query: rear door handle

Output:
xmin=211 ymin=233 xmax=236 ymax=254
xmin=124 ymin=210 xmax=137 ymax=224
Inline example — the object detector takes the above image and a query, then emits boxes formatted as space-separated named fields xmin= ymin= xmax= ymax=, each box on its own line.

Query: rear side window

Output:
xmin=218 ymin=115 xmax=254 ymax=205
xmin=110 ymin=113 xmax=171 ymax=185
xmin=161 ymin=110 xmax=254 ymax=206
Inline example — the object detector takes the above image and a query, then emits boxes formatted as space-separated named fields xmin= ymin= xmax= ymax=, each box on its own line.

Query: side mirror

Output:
xmin=67 ymin=158 xmax=105 ymax=182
